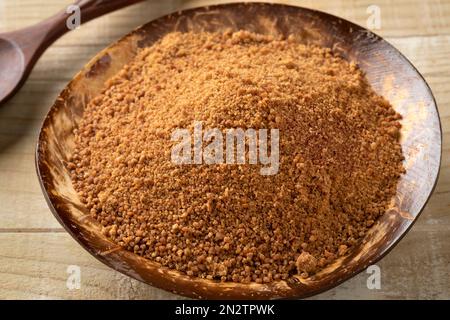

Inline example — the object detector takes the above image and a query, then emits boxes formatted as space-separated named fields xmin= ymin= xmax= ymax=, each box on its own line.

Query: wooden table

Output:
xmin=0 ymin=0 xmax=449 ymax=299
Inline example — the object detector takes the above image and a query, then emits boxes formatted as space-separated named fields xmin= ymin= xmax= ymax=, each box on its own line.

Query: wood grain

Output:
xmin=0 ymin=0 xmax=449 ymax=299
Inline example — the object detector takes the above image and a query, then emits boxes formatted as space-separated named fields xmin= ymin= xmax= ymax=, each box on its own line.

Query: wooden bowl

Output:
xmin=36 ymin=3 xmax=442 ymax=299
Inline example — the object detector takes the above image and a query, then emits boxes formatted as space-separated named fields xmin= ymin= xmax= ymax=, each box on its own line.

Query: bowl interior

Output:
xmin=36 ymin=3 xmax=441 ymax=299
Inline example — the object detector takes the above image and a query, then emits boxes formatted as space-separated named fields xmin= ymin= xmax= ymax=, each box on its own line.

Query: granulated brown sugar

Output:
xmin=69 ymin=31 xmax=404 ymax=283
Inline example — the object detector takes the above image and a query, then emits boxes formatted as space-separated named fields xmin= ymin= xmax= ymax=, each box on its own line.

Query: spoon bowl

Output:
xmin=0 ymin=37 xmax=26 ymax=102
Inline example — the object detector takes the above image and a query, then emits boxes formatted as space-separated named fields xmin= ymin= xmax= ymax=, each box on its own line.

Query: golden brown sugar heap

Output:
xmin=69 ymin=31 xmax=404 ymax=283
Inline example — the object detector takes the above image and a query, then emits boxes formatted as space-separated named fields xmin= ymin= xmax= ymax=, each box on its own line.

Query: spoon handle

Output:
xmin=9 ymin=0 xmax=145 ymax=50
xmin=73 ymin=0 xmax=146 ymax=23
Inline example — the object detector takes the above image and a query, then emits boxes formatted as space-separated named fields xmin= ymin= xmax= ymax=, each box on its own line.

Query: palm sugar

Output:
xmin=69 ymin=31 xmax=404 ymax=283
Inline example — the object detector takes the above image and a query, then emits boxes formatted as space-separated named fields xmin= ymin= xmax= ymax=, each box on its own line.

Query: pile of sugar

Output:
xmin=69 ymin=31 xmax=404 ymax=283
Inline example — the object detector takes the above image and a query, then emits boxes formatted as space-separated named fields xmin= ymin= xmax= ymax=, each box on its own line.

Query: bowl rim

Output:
xmin=35 ymin=1 xmax=442 ymax=299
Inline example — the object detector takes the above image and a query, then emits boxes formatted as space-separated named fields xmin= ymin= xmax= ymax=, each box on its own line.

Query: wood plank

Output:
xmin=0 ymin=233 xmax=181 ymax=299
xmin=1 ymin=1 xmax=450 ymax=38
xmin=315 ymin=228 xmax=450 ymax=299
xmin=0 ymin=230 xmax=448 ymax=299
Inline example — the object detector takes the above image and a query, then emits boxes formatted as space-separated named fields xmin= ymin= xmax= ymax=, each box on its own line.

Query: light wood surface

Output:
xmin=0 ymin=0 xmax=449 ymax=299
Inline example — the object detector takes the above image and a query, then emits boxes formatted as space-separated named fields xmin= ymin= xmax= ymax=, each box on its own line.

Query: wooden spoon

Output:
xmin=0 ymin=0 xmax=144 ymax=105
